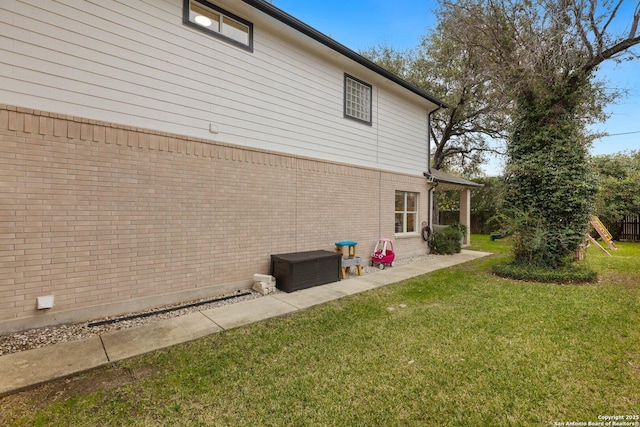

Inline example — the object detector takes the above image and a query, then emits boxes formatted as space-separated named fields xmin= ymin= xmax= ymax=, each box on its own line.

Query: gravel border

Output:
xmin=0 ymin=254 xmax=436 ymax=356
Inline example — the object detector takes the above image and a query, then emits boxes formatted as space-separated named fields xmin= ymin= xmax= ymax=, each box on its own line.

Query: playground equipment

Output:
xmin=585 ymin=216 xmax=617 ymax=257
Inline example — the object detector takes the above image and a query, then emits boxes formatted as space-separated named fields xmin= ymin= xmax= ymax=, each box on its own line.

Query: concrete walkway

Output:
xmin=0 ymin=250 xmax=490 ymax=396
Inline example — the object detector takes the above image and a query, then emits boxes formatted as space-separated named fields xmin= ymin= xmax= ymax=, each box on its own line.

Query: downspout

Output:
xmin=426 ymin=105 xmax=443 ymax=233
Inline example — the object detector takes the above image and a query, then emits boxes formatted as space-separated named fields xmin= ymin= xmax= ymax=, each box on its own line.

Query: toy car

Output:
xmin=371 ymin=238 xmax=395 ymax=269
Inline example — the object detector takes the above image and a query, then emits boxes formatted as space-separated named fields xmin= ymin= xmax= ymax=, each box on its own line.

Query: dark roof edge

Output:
xmin=424 ymin=170 xmax=484 ymax=188
xmin=241 ymin=0 xmax=449 ymax=109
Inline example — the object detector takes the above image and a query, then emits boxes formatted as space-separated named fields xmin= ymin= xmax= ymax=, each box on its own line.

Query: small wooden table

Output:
xmin=335 ymin=241 xmax=363 ymax=279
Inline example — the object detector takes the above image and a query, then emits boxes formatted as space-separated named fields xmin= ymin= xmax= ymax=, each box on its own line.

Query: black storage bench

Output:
xmin=270 ymin=250 xmax=341 ymax=293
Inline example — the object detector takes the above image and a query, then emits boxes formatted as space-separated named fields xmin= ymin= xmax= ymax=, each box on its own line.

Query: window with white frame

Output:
xmin=395 ymin=191 xmax=418 ymax=234
xmin=184 ymin=0 xmax=253 ymax=51
xmin=344 ymin=74 xmax=372 ymax=125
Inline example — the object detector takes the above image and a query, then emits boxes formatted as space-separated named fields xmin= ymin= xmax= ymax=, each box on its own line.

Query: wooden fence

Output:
xmin=440 ymin=211 xmax=640 ymax=241
xmin=620 ymin=214 xmax=640 ymax=241
xmin=439 ymin=210 xmax=487 ymax=234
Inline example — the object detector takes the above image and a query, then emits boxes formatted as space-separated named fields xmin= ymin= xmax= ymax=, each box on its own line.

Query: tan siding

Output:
xmin=0 ymin=0 xmax=433 ymax=176
xmin=378 ymin=87 xmax=430 ymax=173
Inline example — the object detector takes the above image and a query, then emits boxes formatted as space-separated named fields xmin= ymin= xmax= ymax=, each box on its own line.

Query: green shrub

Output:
xmin=492 ymin=261 xmax=597 ymax=284
xmin=503 ymin=82 xmax=597 ymax=269
xmin=431 ymin=226 xmax=463 ymax=255
xmin=449 ymin=222 xmax=468 ymax=237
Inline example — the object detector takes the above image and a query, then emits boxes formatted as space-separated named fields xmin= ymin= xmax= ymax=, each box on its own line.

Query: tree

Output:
xmin=361 ymin=15 xmax=512 ymax=175
xmin=592 ymin=151 xmax=640 ymax=237
xmin=440 ymin=0 xmax=640 ymax=268
xmin=470 ymin=176 xmax=506 ymax=234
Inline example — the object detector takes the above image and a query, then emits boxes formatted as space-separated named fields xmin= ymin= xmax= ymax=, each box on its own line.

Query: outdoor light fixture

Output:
xmin=194 ymin=15 xmax=212 ymax=27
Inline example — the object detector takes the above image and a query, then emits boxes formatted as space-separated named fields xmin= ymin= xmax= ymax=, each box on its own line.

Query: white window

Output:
xmin=344 ymin=74 xmax=372 ymax=125
xmin=395 ymin=191 xmax=418 ymax=234
xmin=185 ymin=0 xmax=253 ymax=51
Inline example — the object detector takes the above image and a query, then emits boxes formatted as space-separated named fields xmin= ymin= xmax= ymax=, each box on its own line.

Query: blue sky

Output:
xmin=270 ymin=0 xmax=640 ymax=175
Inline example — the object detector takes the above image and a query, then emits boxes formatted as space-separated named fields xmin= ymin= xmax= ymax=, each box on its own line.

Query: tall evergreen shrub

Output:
xmin=503 ymin=82 xmax=597 ymax=268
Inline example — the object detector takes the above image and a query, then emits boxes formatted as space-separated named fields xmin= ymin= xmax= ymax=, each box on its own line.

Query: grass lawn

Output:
xmin=2 ymin=237 xmax=639 ymax=426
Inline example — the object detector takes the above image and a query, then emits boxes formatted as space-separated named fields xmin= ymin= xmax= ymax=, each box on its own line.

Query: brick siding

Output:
xmin=0 ymin=105 xmax=431 ymax=332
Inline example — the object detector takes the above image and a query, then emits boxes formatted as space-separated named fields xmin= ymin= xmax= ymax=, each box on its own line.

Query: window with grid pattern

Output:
xmin=395 ymin=191 xmax=419 ymax=234
xmin=344 ymin=74 xmax=372 ymax=125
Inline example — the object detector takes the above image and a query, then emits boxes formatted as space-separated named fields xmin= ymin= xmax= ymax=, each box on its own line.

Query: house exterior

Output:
xmin=426 ymin=169 xmax=484 ymax=244
xmin=0 ymin=0 xmax=474 ymax=332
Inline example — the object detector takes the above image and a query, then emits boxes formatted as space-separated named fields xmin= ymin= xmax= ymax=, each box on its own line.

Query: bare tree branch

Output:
xmin=600 ymin=0 xmax=624 ymax=38
xmin=629 ymin=2 xmax=640 ymax=41
xmin=573 ymin=1 xmax=595 ymax=57
xmin=588 ymin=0 xmax=603 ymax=52
xmin=583 ymin=35 xmax=640 ymax=72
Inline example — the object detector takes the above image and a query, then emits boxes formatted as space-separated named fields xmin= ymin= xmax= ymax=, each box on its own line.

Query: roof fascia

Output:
xmin=241 ymin=0 xmax=449 ymax=110
xmin=424 ymin=170 xmax=484 ymax=189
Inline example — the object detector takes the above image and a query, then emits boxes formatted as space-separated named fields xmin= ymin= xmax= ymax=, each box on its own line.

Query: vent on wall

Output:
xmin=36 ymin=295 xmax=55 ymax=310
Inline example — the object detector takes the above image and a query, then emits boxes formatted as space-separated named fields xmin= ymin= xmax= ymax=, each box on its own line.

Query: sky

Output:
xmin=270 ymin=0 xmax=640 ymax=176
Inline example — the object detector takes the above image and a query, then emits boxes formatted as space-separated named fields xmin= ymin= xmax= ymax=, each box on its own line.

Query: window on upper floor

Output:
xmin=344 ymin=74 xmax=372 ymax=125
xmin=395 ymin=191 xmax=418 ymax=234
xmin=184 ymin=0 xmax=253 ymax=52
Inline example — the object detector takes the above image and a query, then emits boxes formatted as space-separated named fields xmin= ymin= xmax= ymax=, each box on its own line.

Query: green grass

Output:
xmin=3 ymin=239 xmax=639 ymax=426
xmin=468 ymin=233 xmax=512 ymax=253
